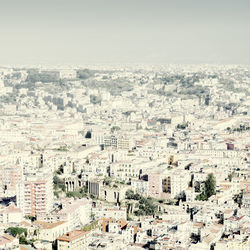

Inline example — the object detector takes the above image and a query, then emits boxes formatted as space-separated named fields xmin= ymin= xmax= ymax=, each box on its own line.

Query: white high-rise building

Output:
xmin=170 ymin=170 xmax=190 ymax=199
xmin=16 ymin=172 xmax=53 ymax=217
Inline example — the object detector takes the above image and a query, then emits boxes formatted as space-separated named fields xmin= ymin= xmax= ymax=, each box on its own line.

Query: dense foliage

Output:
xmin=66 ymin=187 xmax=88 ymax=198
xmin=196 ymin=173 xmax=216 ymax=201
xmin=6 ymin=227 xmax=27 ymax=237
xmin=53 ymin=174 xmax=66 ymax=193
xmin=126 ymin=190 xmax=157 ymax=216
xmin=82 ymin=220 xmax=99 ymax=231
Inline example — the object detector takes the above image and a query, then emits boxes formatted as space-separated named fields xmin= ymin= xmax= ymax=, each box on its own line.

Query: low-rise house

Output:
xmin=193 ymin=210 xmax=217 ymax=225
xmin=199 ymin=223 xmax=223 ymax=249
xmin=34 ymin=220 xmax=69 ymax=242
xmin=0 ymin=233 xmax=19 ymax=250
xmin=224 ymin=215 xmax=247 ymax=232
xmin=101 ymin=218 xmax=127 ymax=233
xmin=33 ymin=240 xmax=52 ymax=250
xmin=57 ymin=230 xmax=89 ymax=250
xmin=0 ymin=203 xmax=23 ymax=224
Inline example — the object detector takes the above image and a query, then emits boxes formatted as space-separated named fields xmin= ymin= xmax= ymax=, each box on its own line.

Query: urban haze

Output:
xmin=0 ymin=1 xmax=249 ymax=250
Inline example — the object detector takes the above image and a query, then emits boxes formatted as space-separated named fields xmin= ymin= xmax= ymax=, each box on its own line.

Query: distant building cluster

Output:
xmin=0 ymin=65 xmax=249 ymax=249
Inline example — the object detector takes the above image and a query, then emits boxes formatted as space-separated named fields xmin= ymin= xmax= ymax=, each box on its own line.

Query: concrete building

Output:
xmin=131 ymin=179 xmax=149 ymax=197
xmin=0 ymin=234 xmax=19 ymax=250
xmin=88 ymin=178 xmax=103 ymax=197
xmin=57 ymin=230 xmax=89 ymax=250
xmin=148 ymin=172 xmax=162 ymax=198
xmin=0 ymin=203 xmax=23 ymax=224
xmin=170 ymin=170 xmax=190 ymax=199
xmin=16 ymin=173 xmax=53 ymax=216
xmin=34 ymin=220 xmax=69 ymax=242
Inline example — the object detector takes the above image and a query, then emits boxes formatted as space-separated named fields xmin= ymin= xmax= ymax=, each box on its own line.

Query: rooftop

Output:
xmin=57 ymin=230 xmax=89 ymax=242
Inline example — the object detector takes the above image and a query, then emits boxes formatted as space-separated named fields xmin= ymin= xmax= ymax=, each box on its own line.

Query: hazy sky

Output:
xmin=0 ymin=0 xmax=249 ymax=65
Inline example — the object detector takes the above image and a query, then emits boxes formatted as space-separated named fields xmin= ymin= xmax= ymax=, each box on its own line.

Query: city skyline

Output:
xmin=0 ymin=1 xmax=249 ymax=248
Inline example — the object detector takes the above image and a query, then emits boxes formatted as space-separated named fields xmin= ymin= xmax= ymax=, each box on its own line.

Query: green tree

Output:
xmin=136 ymin=197 xmax=156 ymax=216
xmin=135 ymin=209 xmax=145 ymax=216
xmin=111 ymin=126 xmax=120 ymax=133
xmin=90 ymin=212 xmax=95 ymax=220
xmin=53 ymin=175 xmax=60 ymax=185
xmin=82 ymin=220 xmax=98 ymax=231
xmin=196 ymin=193 xmax=207 ymax=201
xmin=79 ymin=186 xmax=88 ymax=197
xmin=66 ymin=191 xmax=83 ymax=198
xmin=103 ymin=176 xmax=112 ymax=186
xmin=54 ymin=191 xmax=59 ymax=198
xmin=6 ymin=227 xmax=27 ymax=237
xmin=53 ymin=174 xmax=66 ymax=192
xmin=228 ymin=173 xmax=233 ymax=182
xmin=204 ymin=173 xmax=216 ymax=198
xmin=19 ymin=236 xmax=35 ymax=245
xmin=19 ymin=236 xmax=28 ymax=244
xmin=125 ymin=189 xmax=135 ymax=199
xmin=196 ymin=173 xmax=216 ymax=201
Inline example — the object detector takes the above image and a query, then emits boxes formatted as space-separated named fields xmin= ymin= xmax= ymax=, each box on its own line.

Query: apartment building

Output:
xmin=104 ymin=135 xmax=132 ymax=150
xmin=0 ymin=164 xmax=23 ymax=197
xmin=16 ymin=173 xmax=53 ymax=216
xmin=170 ymin=170 xmax=190 ymax=199
xmin=148 ymin=172 xmax=163 ymax=198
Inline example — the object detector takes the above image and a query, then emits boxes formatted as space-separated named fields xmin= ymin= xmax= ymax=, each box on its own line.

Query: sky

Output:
xmin=0 ymin=0 xmax=249 ymax=66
